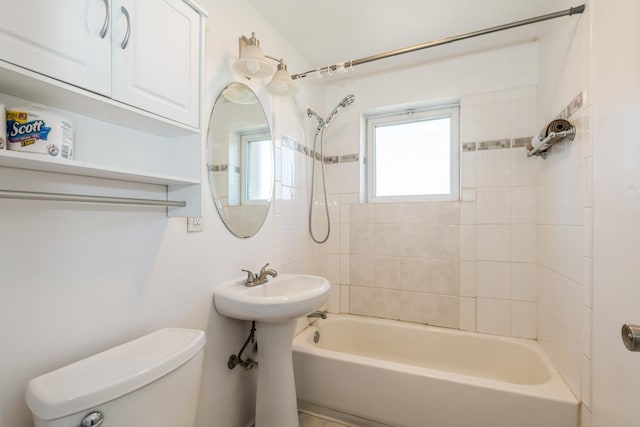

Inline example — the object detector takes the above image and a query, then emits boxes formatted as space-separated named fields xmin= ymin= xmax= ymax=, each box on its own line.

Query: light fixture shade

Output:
xmin=232 ymin=44 xmax=275 ymax=79
xmin=266 ymin=63 xmax=298 ymax=97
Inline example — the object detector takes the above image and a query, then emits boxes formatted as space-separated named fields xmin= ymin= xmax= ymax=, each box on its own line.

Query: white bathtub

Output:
xmin=292 ymin=315 xmax=578 ymax=427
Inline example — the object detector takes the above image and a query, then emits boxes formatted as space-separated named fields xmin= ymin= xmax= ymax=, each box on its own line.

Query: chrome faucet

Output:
xmin=242 ymin=263 xmax=278 ymax=287
xmin=308 ymin=310 xmax=327 ymax=319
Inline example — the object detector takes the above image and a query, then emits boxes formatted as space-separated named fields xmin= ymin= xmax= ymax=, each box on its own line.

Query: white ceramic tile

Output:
xmin=583 ymin=257 xmax=593 ymax=308
xmin=477 ymin=187 xmax=510 ymax=224
xmin=582 ymin=129 xmax=592 ymax=159
xmin=281 ymin=146 xmax=296 ymax=187
xmin=400 ymin=292 xmax=459 ymax=328
xmin=400 ymin=258 xmax=458 ymax=295
xmin=511 ymin=96 xmax=537 ymax=139
xmin=511 ymin=147 xmax=540 ymax=187
xmin=459 ymin=261 xmax=477 ymax=297
xmin=583 ymin=155 xmax=593 ymax=207
xmin=510 ymin=262 xmax=536 ymax=301
xmin=511 ymin=186 xmax=537 ymax=224
xmin=462 ymin=151 xmax=477 ymax=188
xmin=477 ymin=261 xmax=510 ymax=298
xmin=340 ymin=223 xmax=350 ymax=254
xmin=560 ymin=337 xmax=582 ymax=396
xmin=477 ymin=149 xmax=511 ymax=187
xmin=340 ymin=254 xmax=350 ymax=285
xmin=274 ymin=147 xmax=282 ymax=183
xmin=323 ymin=254 xmax=341 ymax=286
xmin=460 ymin=202 xmax=476 ymax=225
xmin=459 ymin=297 xmax=476 ymax=331
xmin=373 ymin=256 xmax=401 ymax=290
xmin=416 ymin=225 xmax=459 ymax=259
xmin=582 ymin=306 xmax=592 ymax=358
xmin=326 ymin=284 xmax=341 ymax=313
xmin=326 ymin=162 xmax=359 ymax=194
xmin=477 ymin=297 xmax=510 ymax=336
xmin=476 ymin=99 xmax=510 ymax=141
xmin=350 ymin=254 xmax=374 ymax=285
xmin=350 ymin=203 xmax=374 ymax=224
xmin=581 ymin=405 xmax=592 ymax=427
xmin=537 ymin=225 xmax=583 ymax=284
xmin=462 ymin=188 xmax=477 ymax=202
xmin=511 ymin=301 xmax=536 ymax=338
xmin=582 ymin=355 xmax=592 ymax=409
xmin=583 ymin=208 xmax=593 ymax=258
xmin=340 ymin=285 xmax=350 ymax=314
xmin=349 ymin=286 xmax=375 ymax=316
xmin=477 ymin=224 xmax=509 ymax=261
xmin=349 ymin=223 xmax=375 ymax=255
xmin=459 ymin=225 xmax=477 ymax=261
xmin=510 ymin=224 xmax=537 ymax=262
xmin=460 ymin=105 xmax=477 ymax=143
xmin=373 ymin=288 xmax=401 ymax=320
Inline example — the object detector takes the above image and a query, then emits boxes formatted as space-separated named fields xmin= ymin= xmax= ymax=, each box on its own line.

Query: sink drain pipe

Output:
xmin=228 ymin=321 xmax=259 ymax=370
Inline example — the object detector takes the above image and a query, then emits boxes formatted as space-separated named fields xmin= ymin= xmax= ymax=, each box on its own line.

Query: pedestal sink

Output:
xmin=213 ymin=274 xmax=331 ymax=427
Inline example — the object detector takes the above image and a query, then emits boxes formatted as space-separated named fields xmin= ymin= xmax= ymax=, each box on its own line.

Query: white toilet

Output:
xmin=25 ymin=328 xmax=206 ymax=427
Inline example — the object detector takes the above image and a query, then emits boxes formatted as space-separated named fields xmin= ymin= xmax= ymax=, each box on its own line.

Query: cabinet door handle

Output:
xmin=99 ymin=0 xmax=110 ymax=39
xmin=120 ymin=6 xmax=131 ymax=49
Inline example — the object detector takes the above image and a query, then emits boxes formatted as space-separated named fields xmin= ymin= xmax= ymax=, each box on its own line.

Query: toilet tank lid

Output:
xmin=25 ymin=328 xmax=206 ymax=421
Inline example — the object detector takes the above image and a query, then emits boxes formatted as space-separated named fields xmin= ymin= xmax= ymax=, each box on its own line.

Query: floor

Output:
xmin=299 ymin=412 xmax=357 ymax=427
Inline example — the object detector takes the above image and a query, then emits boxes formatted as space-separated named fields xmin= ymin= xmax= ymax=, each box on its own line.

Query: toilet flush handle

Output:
xmin=81 ymin=412 xmax=103 ymax=426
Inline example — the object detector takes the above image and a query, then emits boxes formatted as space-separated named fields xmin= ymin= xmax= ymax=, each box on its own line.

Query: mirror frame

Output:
xmin=206 ymin=82 xmax=274 ymax=238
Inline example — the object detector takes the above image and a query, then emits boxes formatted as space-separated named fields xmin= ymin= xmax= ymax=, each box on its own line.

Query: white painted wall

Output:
xmin=0 ymin=1 xmax=322 ymax=426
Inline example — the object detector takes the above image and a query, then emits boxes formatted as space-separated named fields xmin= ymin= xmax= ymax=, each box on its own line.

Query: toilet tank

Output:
xmin=26 ymin=328 xmax=206 ymax=427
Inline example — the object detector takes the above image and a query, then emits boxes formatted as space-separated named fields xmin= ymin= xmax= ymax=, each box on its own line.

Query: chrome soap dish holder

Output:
xmin=527 ymin=120 xmax=576 ymax=159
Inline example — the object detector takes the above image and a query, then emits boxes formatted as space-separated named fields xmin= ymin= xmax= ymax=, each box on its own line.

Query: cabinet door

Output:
xmin=0 ymin=0 xmax=111 ymax=96
xmin=112 ymin=0 xmax=199 ymax=128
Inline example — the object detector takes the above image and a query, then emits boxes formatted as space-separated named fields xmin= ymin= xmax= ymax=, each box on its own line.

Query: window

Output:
xmin=367 ymin=106 xmax=459 ymax=202
xmin=241 ymin=131 xmax=272 ymax=203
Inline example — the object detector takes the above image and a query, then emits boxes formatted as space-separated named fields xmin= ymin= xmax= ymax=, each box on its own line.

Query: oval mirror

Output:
xmin=206 ymin=83 xmax=274 ymax=238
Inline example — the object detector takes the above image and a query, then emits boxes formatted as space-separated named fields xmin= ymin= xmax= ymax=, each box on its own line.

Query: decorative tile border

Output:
xmin=558 ymin=92 xmax=585 ymax=119
xmin=511 ymin=137 xmax=530 ymax=148
xmin=208 ymin=164 xmax=228 ymax=172
xmin=477 ymin=139 xmax=511 ymax=150
xmin=462 ymin=142 xmax=476 ymax=152
xmin=282 ymin=134 xmax=360 ymax=164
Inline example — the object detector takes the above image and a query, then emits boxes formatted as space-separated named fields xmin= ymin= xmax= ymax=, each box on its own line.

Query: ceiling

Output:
xmin=248 ymin=0 xmax=568 ymax=79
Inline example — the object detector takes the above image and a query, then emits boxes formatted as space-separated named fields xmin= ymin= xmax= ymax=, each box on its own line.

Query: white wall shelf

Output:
xmin=0 ymin=0 xmax=207 ymax=218
xmin=0 ymin=150 xmax=199 ymax=186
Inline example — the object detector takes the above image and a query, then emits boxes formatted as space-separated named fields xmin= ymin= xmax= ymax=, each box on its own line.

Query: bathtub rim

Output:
xmin=292 ymin=314 xmax=578 ymax=406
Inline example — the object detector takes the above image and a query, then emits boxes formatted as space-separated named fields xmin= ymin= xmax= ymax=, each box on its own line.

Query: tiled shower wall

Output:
xmin=319 ymin=85 xmax=541 ymax=338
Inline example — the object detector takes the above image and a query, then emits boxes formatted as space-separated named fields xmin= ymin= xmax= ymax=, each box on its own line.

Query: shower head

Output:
xmin=307 ymin=108 xmax=326 ymax=134
xmin=339 ymin=94 xmax=355 ymax=108
xmin=325 ymin=94 xmax=355 ymax=126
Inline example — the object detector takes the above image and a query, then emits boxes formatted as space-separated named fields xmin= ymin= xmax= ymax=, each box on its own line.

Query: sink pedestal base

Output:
xmin=255 ymin=320 xmax=299 ymax=427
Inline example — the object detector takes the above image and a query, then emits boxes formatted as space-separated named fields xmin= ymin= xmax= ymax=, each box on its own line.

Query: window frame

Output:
xmin=366 ymin=105 xmax=460 ymax=203
xmin=240 ymin=130 xmax=273 ymax=205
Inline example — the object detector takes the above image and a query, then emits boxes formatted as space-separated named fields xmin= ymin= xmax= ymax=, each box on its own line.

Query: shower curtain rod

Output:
xmin=291 ymin=4 xmax=585 ymax=80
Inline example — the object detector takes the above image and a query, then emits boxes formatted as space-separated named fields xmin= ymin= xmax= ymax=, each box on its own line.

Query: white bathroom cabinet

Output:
xmin=0 ymin=0 xmax=201 ymax=128
xmin=0 ymin=0 xmax=206 ymax=217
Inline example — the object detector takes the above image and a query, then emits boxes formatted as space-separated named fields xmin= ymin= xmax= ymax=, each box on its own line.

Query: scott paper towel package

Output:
xmin=0 ymin=103 xmax=6 ymax=150
xmin=6 ymin=107 xmax=73 ymax=159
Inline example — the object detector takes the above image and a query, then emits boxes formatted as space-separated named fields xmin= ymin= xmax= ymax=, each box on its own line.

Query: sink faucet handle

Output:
xmin=241 ymin=269 xmax=256 ymax=282
xmin=259 ymin=263 xmax=270 ymax=275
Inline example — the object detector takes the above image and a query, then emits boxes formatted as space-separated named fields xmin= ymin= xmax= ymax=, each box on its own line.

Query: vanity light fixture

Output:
xmin=232 ymin=32 xmax=298 ymax=97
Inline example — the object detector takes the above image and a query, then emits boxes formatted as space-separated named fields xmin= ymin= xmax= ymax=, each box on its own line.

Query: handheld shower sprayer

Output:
xmin=307 ymin=94 xmax=355 ymax=135
xmin=306 ymin=94 xmax=356 ymax=244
